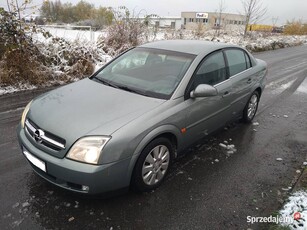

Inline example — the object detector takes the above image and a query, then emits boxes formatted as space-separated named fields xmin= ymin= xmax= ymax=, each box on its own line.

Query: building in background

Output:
xmin=181 ymin=12 xmax=246 ymax=30
xmin=142 ymin=16 xmax=182 ymax=30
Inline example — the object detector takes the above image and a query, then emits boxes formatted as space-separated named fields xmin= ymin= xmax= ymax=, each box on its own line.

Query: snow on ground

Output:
xmin=279 ymin=190 xmax=307 ymax=230
xmin=33 ymin=26 xmax=307 ymax=52
xmin=1 ymin=26 xmax=307 ymax=96
xmin=0 ymin=85 xmax=37 ymax=96
xmin=33 ymin=26 xmax=107 ymax=43
xmin=296 ymin=77 xmax=307 ymax=94
xmin=218 ymin=139 xmax=237 ymax=158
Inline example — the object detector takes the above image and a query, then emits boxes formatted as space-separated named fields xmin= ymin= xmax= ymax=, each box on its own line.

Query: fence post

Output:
xmin=90 ymin=26 xmax=94 ymax=42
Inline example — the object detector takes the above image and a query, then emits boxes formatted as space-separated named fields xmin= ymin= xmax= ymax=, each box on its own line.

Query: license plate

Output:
xmin=23 ymin=148 xmax=46 ymax=172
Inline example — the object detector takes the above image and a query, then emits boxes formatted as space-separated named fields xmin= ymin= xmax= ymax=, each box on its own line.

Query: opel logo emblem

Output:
xmin=34 ymin=129 xmax=44 ymax=143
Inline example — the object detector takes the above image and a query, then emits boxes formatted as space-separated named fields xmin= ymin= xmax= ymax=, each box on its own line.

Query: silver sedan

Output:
xmin=17 ymin=40 xmax=267 ymax=194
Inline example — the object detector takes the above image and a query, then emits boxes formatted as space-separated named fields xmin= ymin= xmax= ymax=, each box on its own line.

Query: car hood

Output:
xmin=27 ymin=78 xmax=165 ymax=152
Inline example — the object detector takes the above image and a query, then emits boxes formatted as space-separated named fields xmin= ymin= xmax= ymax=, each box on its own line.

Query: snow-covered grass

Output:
xmin=33 ymin=27 xmax=107 ymax=43
xmin=0 ymin=84 xmax=37 ymax=95
xmin=46 ymin=28 xmax=307 ymax=55
xmin=279 ymin=190 xmax=307 ymax=230
xmin=1 ymin=26 xmax=307 ymax=96
xmin=33 ymin=26 xmax=307 ymax=53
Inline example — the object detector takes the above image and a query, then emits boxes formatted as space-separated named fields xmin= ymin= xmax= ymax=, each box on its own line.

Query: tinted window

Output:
xmin=244 ymin=52 xmax=252 ymax=68
xmin=225 ymin=49 xmax=249 ymax=76
xmin=193 ymin=51 xmax=227 ymax=87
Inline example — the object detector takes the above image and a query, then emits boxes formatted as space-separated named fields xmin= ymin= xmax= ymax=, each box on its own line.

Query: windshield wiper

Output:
xmin=116 ymin=85 xmax=149 ymax=97
xmin=92 ymin=76 xmax=119 ymax=89
xmin=92 ymin=76 xmax=149 ymax=97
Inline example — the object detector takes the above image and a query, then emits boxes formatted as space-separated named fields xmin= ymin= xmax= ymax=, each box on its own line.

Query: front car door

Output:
xmin=183 ymin=50 xmax=233 ymax=144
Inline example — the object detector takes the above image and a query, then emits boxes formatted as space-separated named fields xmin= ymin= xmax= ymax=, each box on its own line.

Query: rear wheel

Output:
xmin=243 ymin=90 xmax=260 ymax=123
xmin=131 ymin=137 xmax=173 ymax=192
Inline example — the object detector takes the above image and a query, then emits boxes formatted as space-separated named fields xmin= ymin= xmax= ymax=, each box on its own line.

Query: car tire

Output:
xmin=131 ymin=137 xmax=174 ymax=192
xmin=242 ymin=90 xmax=260 ymax=123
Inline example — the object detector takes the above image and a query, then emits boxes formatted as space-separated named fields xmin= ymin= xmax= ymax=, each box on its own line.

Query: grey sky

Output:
xmin=1 ymin=0 xmax=307 ymax=25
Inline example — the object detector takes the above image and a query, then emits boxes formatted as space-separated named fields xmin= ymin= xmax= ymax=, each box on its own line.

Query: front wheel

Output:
xmin=242 ymin=91 xmax=260 ymax=123
xmin=131 ymin=137 xmax=173 ymax=192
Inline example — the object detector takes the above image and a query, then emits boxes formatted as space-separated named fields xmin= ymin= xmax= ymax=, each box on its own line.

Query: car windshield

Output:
xmin=92 ymin=47 xmax=195 ymax=99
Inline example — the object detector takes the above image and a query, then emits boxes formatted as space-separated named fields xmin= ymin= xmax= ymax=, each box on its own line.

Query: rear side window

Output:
xmin=193 ymin=51 xmax=227 ymax=87
xmin=225 ymin=49 xmax=250 ymax=77
xmin=244 ymin=52 xmax=252 ymax=68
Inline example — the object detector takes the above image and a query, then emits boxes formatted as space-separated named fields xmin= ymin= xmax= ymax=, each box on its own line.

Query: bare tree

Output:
xmin=241 ymin=0 xmax=267 ymax=37
xmin=216 ymin=0 xmax=227 ymax=36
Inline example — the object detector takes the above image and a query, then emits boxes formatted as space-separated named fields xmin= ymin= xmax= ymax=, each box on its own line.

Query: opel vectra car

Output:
xmin=17 ymin=40 xmax=267 ymax=194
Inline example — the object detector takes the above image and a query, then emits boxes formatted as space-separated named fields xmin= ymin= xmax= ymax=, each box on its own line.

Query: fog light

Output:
xmin=82 ymin=185 xmax=89 ymax=191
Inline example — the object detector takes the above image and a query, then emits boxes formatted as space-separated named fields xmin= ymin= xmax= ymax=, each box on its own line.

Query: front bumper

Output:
xmin=17 ymin=124 xmax=134 ymax=194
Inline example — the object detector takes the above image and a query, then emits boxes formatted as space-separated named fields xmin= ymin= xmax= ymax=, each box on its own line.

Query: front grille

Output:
xmin=25 ymin=119 xmax=66 ymax=151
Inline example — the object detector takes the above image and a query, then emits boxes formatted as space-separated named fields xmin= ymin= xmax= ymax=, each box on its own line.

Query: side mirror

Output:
xmin=190 ymin=84 xmax=218 ymax=98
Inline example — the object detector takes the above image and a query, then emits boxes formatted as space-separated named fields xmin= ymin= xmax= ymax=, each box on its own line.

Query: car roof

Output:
xmin=140 ymin=40 xmax=239 ymax=55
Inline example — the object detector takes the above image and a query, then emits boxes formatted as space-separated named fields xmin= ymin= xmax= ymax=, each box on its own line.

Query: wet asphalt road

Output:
xmin=1 ymin=45 xmax=307 ymax=230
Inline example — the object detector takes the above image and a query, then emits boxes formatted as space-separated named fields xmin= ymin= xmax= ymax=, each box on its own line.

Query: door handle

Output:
xmin=247 ymin=78 xmax=252 ymax=84
xmin=222 ymin=91 xmax=231 ymax=98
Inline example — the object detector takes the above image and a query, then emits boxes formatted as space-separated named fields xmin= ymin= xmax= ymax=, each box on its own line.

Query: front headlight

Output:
xmin=21 ymin=100 xmax=32 ymax=128
xmin=66 ymin=136 xmax=110 ymax=164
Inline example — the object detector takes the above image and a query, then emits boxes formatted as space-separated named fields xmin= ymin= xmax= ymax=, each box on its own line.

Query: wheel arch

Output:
xmin=154 ymin=132 xmax=178 ymax=153
xmin=242 ymin=88 xmax=261 ymax=123
xmin=127 ymin=125 xmax=181 ymax=185
xmin=255 ymin=87 xmax=262 ymax=97
xmin=134 ymin=125 xmax=181 ymax=158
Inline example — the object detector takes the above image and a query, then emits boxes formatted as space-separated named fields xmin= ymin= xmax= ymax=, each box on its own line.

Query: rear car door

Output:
xmin=224 ymin=48 xmax=254 ymax=118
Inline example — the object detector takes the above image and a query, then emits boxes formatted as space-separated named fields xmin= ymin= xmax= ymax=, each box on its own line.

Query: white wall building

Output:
xmin=181 ymin=12 xmax=246 ymax=30
xmin=144 ymin=16 xmax=182 ymax=30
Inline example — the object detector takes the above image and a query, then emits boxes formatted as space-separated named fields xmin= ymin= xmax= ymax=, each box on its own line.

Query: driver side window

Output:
xmin=193 ymin=51 xmax=227 ymax=88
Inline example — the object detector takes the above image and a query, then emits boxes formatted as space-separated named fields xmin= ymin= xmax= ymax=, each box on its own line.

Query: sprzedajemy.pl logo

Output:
xmin=247 ymin=212 xmax=301 ymax=224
